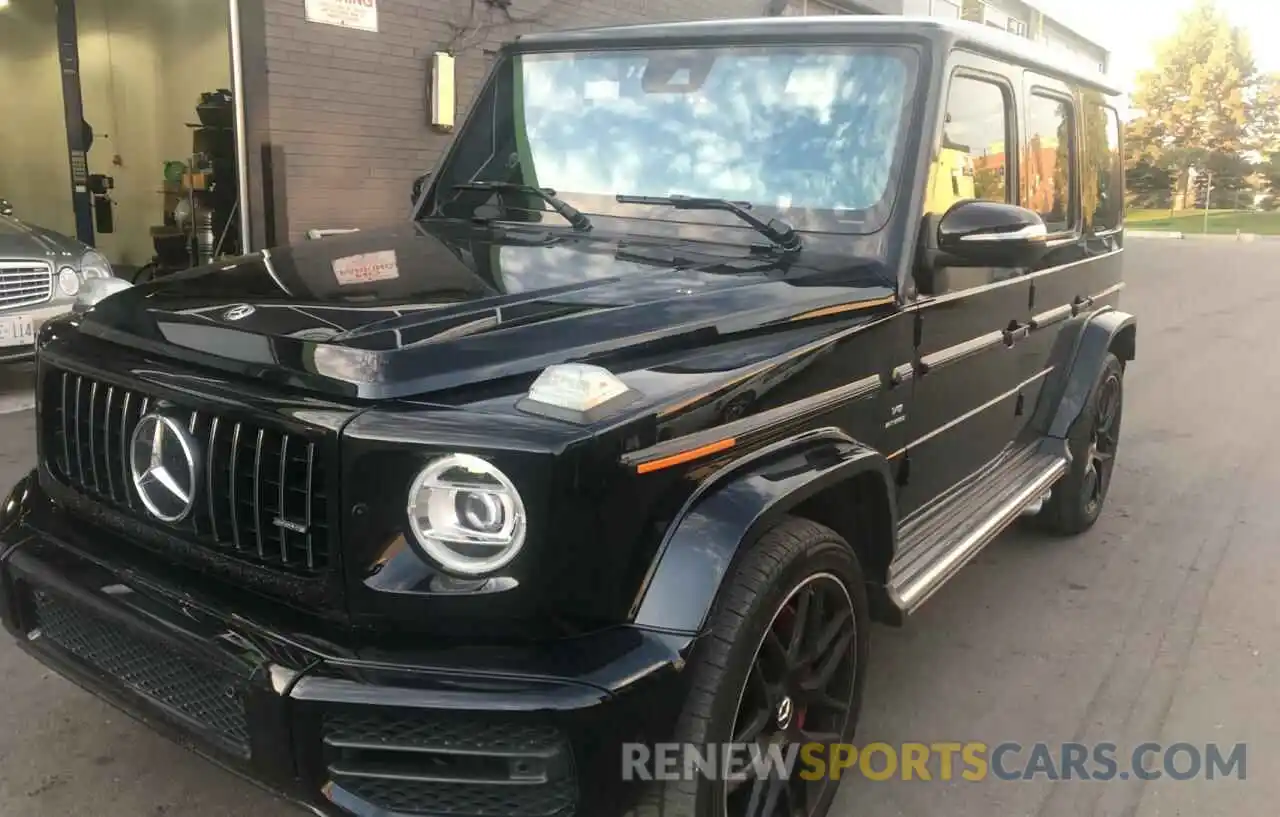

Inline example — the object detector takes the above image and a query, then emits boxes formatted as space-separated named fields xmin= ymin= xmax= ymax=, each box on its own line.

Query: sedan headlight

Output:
xmin=79 ymin=250 xmax=113 ymax=279
xmin=406 ymin=454 xmax=526 ymax=576
xmin=57 ymin=266 xmax=80 ymax=297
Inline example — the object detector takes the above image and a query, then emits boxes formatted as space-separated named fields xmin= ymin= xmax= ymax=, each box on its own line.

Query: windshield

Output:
xmin=430 ymin=44 xmax=920 ymax=237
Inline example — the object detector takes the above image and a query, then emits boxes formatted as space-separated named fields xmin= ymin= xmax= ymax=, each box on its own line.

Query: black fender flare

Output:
xmin=631 ymin=427 xmax=897 ymax=634
xmin=1040 ymin=308 xmax=1136 ymax=439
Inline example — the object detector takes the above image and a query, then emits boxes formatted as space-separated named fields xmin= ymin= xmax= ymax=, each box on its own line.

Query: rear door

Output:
xmin=1013 ymin=75 xmax=1126 ymax=421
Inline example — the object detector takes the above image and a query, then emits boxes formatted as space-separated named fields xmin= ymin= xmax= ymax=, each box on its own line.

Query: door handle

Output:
xmin=1003 ymin=321 xmax=1030 ymax=347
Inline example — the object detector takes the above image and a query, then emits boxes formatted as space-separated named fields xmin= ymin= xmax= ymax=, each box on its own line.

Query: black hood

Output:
xmin=75 ymin=221 xmax=896 ymax=400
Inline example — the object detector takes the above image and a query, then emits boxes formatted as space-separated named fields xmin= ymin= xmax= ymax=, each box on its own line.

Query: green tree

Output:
xmin=1126 ymin=0 xmax=1258 ymax=205
xmin=1248 ymin=73 xmax=1280 ymax=157
xmin=1079 ymin=91 xmax=1118 ymax=225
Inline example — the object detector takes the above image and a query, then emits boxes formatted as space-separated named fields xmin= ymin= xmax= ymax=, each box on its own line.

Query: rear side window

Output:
xmin=933 ymin=75 xmax=1011 ymax=209
xmin=1024 ymin=93 xmax=1075 ymax=232
xmin=1085 ymin=103 xmax=1123 ymax=231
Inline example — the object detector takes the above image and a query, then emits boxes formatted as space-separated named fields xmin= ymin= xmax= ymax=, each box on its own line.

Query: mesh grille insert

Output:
xmin=30 ymin=589 xmax=251 ymax=757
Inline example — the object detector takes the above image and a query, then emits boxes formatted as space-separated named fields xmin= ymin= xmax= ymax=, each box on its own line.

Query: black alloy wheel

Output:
xmin=1082 ymin=369 xmax=1122 ymax=518
xmin=1038 ymin=352 xmax=1125 ymax=535
xmin=723 ymin=572 xmax=858 ymax=817
xmin=622 ymin=518 xmax=869 ymax=817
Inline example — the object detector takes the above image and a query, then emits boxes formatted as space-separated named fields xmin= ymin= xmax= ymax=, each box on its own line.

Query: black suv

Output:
xmin=0 ymin=15 xmax=1131 ymax=817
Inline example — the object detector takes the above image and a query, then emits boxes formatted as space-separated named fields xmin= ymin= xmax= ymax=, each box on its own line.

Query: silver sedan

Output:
xmin=0 ymin=206 xmax=113 ymax=363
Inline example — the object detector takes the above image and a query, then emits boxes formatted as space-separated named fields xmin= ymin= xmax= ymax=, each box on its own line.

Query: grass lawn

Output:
xmin=1126 ymin=208 xmax=1280 ymax=235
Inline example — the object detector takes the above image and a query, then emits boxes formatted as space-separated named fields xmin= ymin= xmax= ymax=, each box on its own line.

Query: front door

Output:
xmin=897 ymin=62 xmax=1030 ymax=518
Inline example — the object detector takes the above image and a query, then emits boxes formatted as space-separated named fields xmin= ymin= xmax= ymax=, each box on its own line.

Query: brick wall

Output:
xmin=254 ymin=0 xmax=823 ymax=243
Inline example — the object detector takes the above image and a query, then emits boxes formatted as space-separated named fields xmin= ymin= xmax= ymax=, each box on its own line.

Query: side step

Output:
xmin=887 ymin=445 xmax=1068 ymax=616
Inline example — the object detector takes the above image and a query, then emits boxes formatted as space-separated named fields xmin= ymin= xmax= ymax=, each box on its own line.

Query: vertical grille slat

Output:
xmin=40 ymin=367 xmax=331 ymax=577
xmin=252 ymin=428 xmax=265 ymax=558
xmin=59 ymin=372 xmax=71 ymax=479
xmin=103 ymin=386 xmax=117 ymax=501
xmin=304 ymin=442 xmax=316 ymax=570
xmin=73 ymin=375 xmax=86 ymax=485
xmin=229 ymin=422 xmax=243 ymax=552
xmin=277 ymin=434 xmax=290 ymax=563
xmin=87 ymin=381 xmax=100 ymax=495
xmin=206 ymin=417 xmax=221 ymax=543
xmin=119 ymin=391 xmax=134 ymax=509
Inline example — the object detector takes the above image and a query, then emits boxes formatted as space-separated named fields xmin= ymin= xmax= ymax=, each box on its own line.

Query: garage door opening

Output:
xmin=0 ymin=0 xmax=246 ymax=281
xmin=75 ymin=0 xmax=245 ymax=278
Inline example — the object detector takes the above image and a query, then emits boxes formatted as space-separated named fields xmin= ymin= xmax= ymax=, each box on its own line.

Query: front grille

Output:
xmin=0 ymin=260 xmax=53 ymax=309
xmin=43 ymin=367 xmax=332 ymax=575
xmin=323 ymin=709 xmax=577 ymax=817
xmin=29 ymin=588 xmax=251 ymax=757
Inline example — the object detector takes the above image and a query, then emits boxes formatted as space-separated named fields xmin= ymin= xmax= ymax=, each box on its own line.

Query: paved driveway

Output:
xmin=0 ymin=239 xmax=1274 ymax=815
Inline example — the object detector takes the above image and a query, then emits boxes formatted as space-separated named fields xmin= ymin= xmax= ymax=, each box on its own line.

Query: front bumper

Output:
xmin=0 ymin=471 xmax=694 ymax=817
xmin=0 ymin=300 xmax=73 ymax=363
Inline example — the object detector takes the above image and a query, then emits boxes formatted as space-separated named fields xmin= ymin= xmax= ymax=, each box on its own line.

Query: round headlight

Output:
xmin=57 ymin=266 xmax=80 ymax=296
xmin=79 ymin=250 xmax=113 ymax=279
xmin=406 ymin=454 xmax=526 ymax=576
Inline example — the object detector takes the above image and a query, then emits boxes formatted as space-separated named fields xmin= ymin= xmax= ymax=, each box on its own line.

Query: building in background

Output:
xmin=957 ymin=0 xmax=1109 ymax=74
xmin=849 ymin=0 xmax=1109 ymax=73
xmin=1 ymin=0 xmax=1112 ymax=265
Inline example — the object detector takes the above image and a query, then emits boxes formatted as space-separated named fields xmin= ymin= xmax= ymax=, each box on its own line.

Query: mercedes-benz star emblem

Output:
xmin=223 ymin=304 xmax=255 ymax=321
xmin=776 ymin=695 xmax=794 ymax=730
xmin=130 ymin=414 xmax=201 ymax=523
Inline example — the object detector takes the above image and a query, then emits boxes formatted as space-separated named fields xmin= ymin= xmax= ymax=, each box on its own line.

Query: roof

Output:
xmin=511 ymin=15 xmax=1121 ymax=96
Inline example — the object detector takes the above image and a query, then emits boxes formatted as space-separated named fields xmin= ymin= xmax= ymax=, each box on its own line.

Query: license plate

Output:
xmin=0 ymin=315 xmax=34 ymax=348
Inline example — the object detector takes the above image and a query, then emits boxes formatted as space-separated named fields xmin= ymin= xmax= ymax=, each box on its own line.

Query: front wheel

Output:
xmin=1038 ymin=353 xmax=1124 ymax=535
xmin=627 ymin=517 xmax=870 ymax=817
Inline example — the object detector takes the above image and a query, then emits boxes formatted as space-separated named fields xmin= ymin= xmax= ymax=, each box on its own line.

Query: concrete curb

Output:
xmin=1127 ymin=230 xmax=1184 ymax=239
xmin=1127 ymin=230 xmax=1272 ymax=242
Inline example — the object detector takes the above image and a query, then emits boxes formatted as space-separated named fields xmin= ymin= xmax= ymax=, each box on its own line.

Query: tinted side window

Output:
xmin=1024 ymin=93 xmax=1075 ymax=232
xmin=932 ymin=75 xmax=1011 ymax=211
xmin=1084 ymin=103 xmax=1123 ymax=231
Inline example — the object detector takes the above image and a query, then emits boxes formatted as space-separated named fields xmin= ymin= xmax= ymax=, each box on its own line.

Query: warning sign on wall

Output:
xmin=304 ymin=0 xmax=378 ymax=33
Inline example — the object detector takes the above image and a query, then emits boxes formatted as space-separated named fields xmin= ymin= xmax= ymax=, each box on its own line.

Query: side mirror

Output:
xmin=936 ymin=199 xmax=1048 ymax=268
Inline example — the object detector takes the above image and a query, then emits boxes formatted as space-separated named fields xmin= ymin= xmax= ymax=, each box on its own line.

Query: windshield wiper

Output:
xmin=450 ymin=182 xmax=592 ymax=232
xmin=615 ymin=194 xmax=801 ymax=253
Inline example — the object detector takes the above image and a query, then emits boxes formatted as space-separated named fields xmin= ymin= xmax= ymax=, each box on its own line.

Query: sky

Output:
xmin=1039 ymin=0 xmax=1280 ymax=95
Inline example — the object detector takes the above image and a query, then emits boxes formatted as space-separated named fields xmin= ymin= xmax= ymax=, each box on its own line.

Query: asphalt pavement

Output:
xmin=0 ymin=239 xmax=1275 ymax=815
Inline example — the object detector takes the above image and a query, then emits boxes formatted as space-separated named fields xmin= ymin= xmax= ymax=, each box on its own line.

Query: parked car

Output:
xmin=0 ymin=16 xmax=1131 ymax=817
xmin=0 ymin=203 xmax=113 ymax=362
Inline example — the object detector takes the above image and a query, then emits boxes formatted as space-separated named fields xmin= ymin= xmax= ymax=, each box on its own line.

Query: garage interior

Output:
xmin=0 ymin=0 xmax=244 ymax=278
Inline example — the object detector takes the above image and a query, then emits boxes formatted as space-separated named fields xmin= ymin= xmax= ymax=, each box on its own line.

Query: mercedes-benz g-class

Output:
xmin=0 ymin=15 xmax=1131 ymax=817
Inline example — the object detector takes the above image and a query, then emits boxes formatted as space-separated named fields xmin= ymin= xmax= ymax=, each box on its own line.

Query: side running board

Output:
xmin=887 ymin=445 xmax=1068 ymax=616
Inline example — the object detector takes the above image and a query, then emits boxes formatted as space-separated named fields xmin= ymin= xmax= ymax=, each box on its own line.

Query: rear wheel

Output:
xmin=1038 ymin=353 xmax=1124 ymax=535
xmin=626 ymin=517 xmax=869 ymax=817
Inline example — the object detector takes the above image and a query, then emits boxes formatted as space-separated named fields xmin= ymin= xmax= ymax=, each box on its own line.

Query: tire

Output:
xmin=1037 ymin=353 xmax=1124 ymax=535
xmin=624 ymin=516 xmax=870 ymax=817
